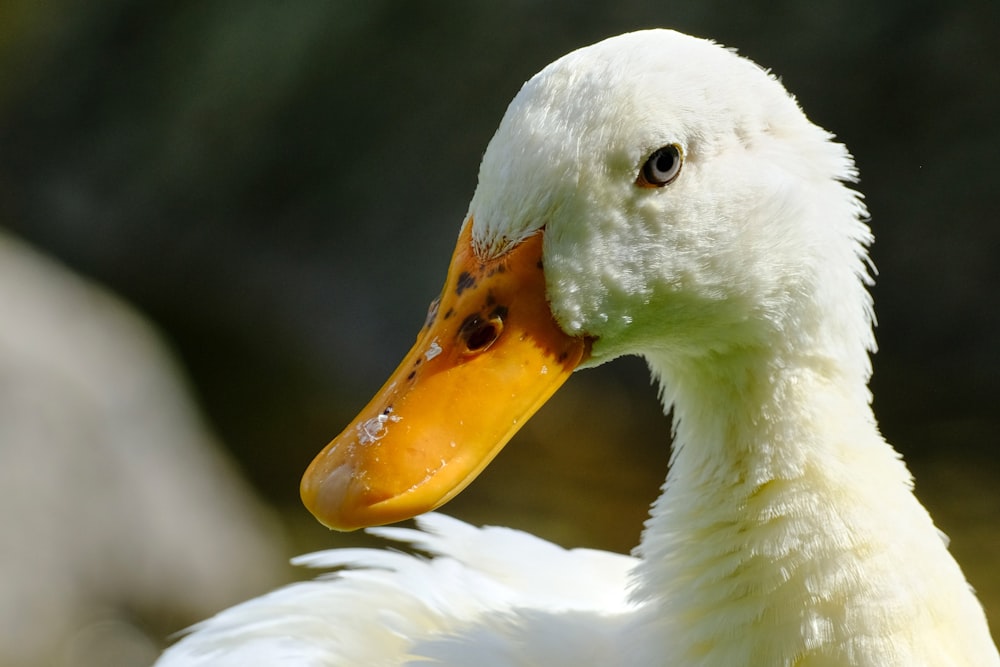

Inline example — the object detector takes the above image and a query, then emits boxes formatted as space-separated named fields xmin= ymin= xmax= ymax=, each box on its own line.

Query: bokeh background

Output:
xmin=1 ymin=1 xmax=997 ymax=664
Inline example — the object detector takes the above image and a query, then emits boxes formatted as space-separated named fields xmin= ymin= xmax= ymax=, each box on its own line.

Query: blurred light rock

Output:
xmin=0 ymin=232 xmax=286 ymax=667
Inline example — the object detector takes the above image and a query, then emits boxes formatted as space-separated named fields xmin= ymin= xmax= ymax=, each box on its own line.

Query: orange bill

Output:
xmin=301 ymin=220 xmax=589 ymax=530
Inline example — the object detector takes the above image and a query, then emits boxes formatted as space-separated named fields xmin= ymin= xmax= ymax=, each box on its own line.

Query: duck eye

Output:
xmin=637 ymin=144 xmax=682 ymax=187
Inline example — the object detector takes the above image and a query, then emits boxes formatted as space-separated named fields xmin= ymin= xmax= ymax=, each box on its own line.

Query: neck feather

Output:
xmin=624 ymin=346 xmax=996 ymax=665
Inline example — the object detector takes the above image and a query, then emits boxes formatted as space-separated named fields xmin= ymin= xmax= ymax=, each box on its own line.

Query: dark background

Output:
xmin=1 ymin=0 xmax=997 ymax=643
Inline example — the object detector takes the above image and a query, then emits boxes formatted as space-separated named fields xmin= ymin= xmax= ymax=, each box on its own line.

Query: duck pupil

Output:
xmin=656 ymin=151 xmax=674 ymax=173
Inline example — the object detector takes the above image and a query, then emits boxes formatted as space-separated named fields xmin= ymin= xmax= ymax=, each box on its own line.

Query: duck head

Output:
xmin=301 ymin=29 xmax=874 ymax=530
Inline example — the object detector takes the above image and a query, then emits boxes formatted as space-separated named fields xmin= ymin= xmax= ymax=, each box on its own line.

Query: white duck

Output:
xmin=157 ymin=29 xmax=999 ymax=666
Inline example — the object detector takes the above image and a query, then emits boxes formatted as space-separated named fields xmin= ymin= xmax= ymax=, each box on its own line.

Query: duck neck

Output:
xmin=627 ymin=346 xmax=990 ymax=663
xmin=647 ymin=345 xmax=885 ymax=513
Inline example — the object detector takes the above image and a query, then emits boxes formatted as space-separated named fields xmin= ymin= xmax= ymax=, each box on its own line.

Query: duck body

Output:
xmin=158 ymin=30 xmax=999 ymax=666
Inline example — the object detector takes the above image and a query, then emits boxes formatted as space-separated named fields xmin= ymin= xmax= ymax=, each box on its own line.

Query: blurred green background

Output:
xmin=1 ymin=0 xmax=997 ymax=662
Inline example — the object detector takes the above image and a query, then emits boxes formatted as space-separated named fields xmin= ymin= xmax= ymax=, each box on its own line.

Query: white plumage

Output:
xmin=158 ymin=29 xmax=999 ymax=666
